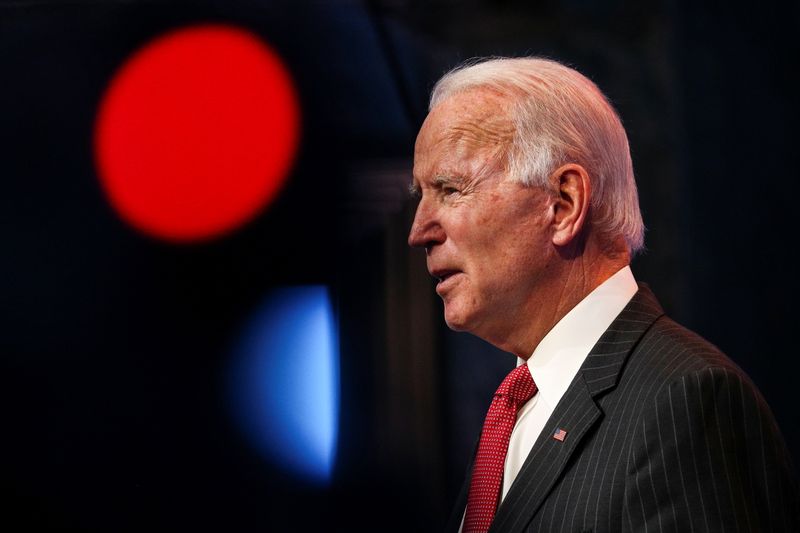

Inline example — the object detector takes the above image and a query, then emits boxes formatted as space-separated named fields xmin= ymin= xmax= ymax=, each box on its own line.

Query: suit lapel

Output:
xmin=488 ymin=285 xmax=664 ymax=533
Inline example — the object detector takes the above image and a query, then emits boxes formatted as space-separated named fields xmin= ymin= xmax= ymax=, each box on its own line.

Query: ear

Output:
xmin=549 ymin=164 xmax=591 ymax=247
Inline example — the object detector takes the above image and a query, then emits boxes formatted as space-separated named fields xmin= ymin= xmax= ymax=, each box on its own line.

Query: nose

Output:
xmin=408 ymin=196 xmax=445 ymax=251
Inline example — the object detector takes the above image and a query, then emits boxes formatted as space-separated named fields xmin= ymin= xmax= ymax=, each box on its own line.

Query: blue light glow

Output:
xmin=229 ymin=286 xmax=339 ymax=484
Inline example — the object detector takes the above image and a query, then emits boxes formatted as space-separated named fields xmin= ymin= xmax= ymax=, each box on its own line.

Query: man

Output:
xmin=408 ymin=57 xmax=798 ymax=532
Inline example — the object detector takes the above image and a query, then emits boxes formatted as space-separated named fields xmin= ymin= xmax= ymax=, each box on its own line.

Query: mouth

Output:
xmin=430 ymin=269 xmax=462 ymax=293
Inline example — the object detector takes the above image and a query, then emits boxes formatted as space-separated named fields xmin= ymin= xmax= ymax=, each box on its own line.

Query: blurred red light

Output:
xmin=94 ymin=25 xmax=300 ymax=241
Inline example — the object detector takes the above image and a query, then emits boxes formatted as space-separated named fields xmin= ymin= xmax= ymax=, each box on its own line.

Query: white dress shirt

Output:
xmin=501 ymin=265 xmax=638 ymax=499
xmin=459 ymin=266 xmax=638 ymax=532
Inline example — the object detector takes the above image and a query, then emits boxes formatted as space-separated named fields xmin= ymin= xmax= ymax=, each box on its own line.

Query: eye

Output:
xmin=431 ymin=176 xmax=464 ymax=199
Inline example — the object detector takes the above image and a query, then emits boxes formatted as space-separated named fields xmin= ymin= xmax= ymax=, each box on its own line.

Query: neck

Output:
xmin=493 ymin=237 xmax=631 ymax=358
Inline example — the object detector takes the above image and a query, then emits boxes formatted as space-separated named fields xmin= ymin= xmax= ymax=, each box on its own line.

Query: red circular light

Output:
xmin=95 ymin=25 xmax=300 ymax=241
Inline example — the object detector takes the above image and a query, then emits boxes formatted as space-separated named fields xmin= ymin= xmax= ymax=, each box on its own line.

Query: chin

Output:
xmin=443 ymin=304 xmax=477 ymax=333
xmin=444 ymin=318 xmax=468 ymax=332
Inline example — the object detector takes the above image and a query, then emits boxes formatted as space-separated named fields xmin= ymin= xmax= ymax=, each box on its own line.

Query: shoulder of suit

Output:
xmin=625 ymin=314 xmax=755 ymax=392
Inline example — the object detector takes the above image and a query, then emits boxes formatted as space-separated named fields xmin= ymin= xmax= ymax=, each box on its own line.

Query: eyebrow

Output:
xmin=408 ymin=174 xmax=465 ymax=197
xmin=432 ymin=175 xmax=460 ymax=187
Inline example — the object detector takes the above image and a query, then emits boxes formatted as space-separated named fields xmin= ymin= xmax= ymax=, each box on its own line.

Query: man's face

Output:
xmin=408 ymin=89 xmax=557 ymax=344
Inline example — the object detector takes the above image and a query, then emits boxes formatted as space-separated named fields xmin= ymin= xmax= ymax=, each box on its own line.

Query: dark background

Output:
xmin=2 ymin=0 xmax=798 ymax=530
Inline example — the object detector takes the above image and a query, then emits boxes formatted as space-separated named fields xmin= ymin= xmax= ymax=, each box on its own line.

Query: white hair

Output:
xmin=430 ymin=57 xmax=645 ymax=254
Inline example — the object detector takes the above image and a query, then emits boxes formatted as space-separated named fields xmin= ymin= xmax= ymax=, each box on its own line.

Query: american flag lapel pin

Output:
xmin=553 ymin=428 xmax=567 ymax=442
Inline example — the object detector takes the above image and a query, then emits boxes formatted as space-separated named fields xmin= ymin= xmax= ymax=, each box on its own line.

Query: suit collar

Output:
xmin=580 ymin=283 xmax=664 ymax=396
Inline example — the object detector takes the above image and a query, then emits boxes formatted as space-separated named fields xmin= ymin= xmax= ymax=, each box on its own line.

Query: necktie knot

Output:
xmin=494 ymin=364 xmax=537 ymax=407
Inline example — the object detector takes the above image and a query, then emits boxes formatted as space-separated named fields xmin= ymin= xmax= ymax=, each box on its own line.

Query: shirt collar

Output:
xmin=519 ymin=265 xmax=638 ymax=408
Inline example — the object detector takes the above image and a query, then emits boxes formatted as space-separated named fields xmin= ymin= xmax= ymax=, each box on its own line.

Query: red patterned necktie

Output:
xmin=463 ymin=364 xmax=538 ymax=533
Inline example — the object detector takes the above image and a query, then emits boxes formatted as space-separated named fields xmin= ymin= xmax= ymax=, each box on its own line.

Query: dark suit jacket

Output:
xmin=446 ymin=286 xmax=799 ymax=532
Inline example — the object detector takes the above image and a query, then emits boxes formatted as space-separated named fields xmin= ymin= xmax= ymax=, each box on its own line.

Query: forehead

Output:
xmin=412 ymin=91 xmax=514 ymax=192
xmin=415 ymin=89 xmax=514 ymax=168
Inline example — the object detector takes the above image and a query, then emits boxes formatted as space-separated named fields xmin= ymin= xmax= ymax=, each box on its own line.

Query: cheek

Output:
xmin=457 ymin=229 xmax=518 ymax=283
xmin=475 ymin=230 xmax=548 ymax=291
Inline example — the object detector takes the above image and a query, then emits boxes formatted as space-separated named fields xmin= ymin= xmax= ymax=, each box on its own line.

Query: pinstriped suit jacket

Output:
xmin=446 ymin=285 xmax=799 ymax=532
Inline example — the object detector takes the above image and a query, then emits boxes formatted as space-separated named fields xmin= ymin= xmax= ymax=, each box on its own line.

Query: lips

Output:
xmin=430 ymin=268 xmax=462 ymax=294
xmin=430 ymin=267 xmax=458 ymax=280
